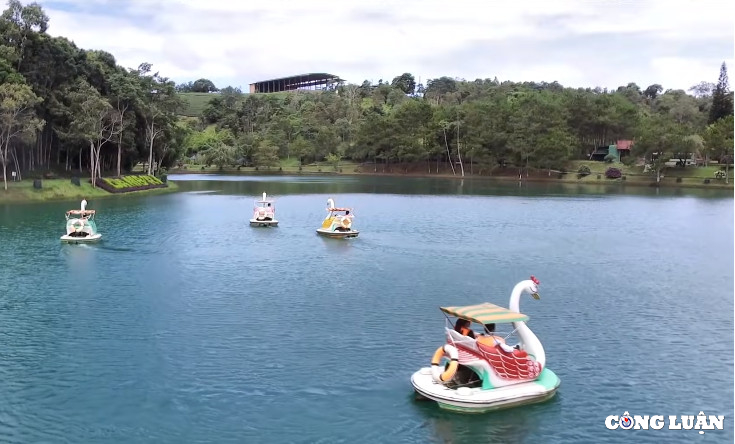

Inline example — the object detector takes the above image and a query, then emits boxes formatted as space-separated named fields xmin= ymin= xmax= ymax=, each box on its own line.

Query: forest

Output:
xmin=190 ymin=71 xmax=733 ymax=180
xmin=0 ymin=0 xmax=185 ymax=190
xmin=1 ymin=0 xmax=733 ymax=192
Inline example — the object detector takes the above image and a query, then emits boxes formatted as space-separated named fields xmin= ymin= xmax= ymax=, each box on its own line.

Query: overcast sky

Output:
xmin=31 ymin=0 xmax=735 ymax=92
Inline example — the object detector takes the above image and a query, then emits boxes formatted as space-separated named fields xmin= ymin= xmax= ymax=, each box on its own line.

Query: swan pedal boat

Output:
xmin=316 ymin=198 xmax=358 ymax=238
xmin=411 ymin=276 xmax=560 ymax=413
xmin=60 ymin=209 xmax=102 ymax=243
xmin=250 ymin=192 xmax=278 ymax=227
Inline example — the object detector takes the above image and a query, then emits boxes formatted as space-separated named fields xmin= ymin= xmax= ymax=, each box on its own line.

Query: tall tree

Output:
xmin=137 ymin=63 xmax=182 ymax=175
xmin=66 ymin=79 xmax=121 ymax=187
xmin=0 ymin=82 xmax=41 ymax=190
xmin=709 ymin=62 xmax=733 ymax=124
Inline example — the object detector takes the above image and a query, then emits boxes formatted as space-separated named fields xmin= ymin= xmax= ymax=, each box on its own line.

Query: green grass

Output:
xmin=178 ymin=92 xmax=219 ymax=117
xmin=0 ymin=178 xmax=178 ymax=203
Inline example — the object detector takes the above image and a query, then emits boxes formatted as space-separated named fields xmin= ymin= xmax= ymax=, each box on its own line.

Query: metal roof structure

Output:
xmin=249 ymin=73 xmax=344 ymax=93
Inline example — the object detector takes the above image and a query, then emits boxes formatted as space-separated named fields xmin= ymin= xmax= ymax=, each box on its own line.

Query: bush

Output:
xmin=604 ymin=154 xmax=617 ymax=163
xmin=577 ymin=165 xmax=591 ymax=175
xmin=605 ymin=167 xmax=622 ymax=179
xmin=96 ymin=175 xmax=167 ymax=193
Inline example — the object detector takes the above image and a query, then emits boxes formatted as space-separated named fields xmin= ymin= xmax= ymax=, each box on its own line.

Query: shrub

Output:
xmin=604 ymin=153 xmax=617 ymax=163
xmin=605 ymin=167 xmax=622 ymax=179
xmin=96 ymin=175 xmax=168 ymax=193
xmin=577 ymin=165 xmax=591 ymax=176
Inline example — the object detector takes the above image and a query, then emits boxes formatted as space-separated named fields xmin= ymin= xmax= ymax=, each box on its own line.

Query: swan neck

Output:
xmin=508 ymin=280 xmax=546 ymax=369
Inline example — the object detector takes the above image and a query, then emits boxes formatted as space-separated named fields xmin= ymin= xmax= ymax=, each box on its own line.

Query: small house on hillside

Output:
xmin=589 ymin=140 xmax=634 ymax=161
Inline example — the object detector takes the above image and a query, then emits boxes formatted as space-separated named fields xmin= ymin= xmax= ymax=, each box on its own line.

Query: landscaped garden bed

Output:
xmin=95 ymin=175 xmax=168 ymax=193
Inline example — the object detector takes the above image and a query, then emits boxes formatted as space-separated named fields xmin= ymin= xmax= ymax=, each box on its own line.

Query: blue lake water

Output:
xmin=0 ymin=174 xmax=732 ymax=443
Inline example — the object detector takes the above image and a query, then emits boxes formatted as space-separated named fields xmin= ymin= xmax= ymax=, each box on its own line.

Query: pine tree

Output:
xmin=709 ymin=62 xmax=734 ymax=124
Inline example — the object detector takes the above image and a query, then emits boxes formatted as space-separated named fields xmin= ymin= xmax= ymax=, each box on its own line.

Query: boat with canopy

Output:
xmin=60 ymin=202 xmax=102 ymax=243
xmin=410 ymin=276 xmax=560 ymax=413
xmin=316 ymin=198 xmax=359 ymax=238
xmin=250 ymin=192 xmax=278 ymax=227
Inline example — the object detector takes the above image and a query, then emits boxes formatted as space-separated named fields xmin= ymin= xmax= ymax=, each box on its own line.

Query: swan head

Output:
xmin=528 ymin=275 xmax=540 ymax=299
xmin=327 ymin=198 xmax=335 ymax=209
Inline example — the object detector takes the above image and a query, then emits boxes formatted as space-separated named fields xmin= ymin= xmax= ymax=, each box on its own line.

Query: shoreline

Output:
xmin=0 ymin=179 xmax=179 ymax=204
xmin=166 ymin=168 xmax=735 ymax=191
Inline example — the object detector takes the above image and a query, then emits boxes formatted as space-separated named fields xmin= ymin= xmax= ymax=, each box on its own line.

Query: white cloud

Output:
xmin=25 ymin=0 xmax=735 ymax=90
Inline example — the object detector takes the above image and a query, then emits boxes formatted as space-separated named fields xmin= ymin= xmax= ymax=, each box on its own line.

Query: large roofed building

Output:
xmin=249 ymin=73 xmax=344 ymax=93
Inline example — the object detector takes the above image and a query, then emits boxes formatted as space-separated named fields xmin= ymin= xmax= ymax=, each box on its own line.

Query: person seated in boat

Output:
xmin=453 ymin=319 xmax=475 ymax=339
xmin=481 ymin=323 xmax=505 ymax=343
xmin=481 ymin=323 xmax=521 ymax=353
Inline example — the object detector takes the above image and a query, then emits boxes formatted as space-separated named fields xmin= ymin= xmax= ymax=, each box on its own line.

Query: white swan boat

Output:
xmin=316 ymin=198 xmax=359 ymax=238
xmin=411 ymin=276 xmax=560 ymax=413
xmin=60 ymin=203 xmax=102 ymax=243
xmin=250 ymin=192 xmax=278 ymax=227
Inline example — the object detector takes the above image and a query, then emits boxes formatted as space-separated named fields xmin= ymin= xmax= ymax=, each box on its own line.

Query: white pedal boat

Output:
xmin=250 ymin=192 xmax=278 ymax=227
xmin=60 ymin=204 xmax=102 ymax=243
xmin=316 ymin=198 xmax=359 ymax=238
xmin=411 ymin=276 xmax=560 ymax=413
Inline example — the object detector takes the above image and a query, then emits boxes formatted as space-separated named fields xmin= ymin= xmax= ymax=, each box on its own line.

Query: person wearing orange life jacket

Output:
xmin=453 ymin=319 xmax=475 ymax=338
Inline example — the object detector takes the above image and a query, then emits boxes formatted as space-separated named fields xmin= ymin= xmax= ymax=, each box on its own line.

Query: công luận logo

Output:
xmin=605 ymin=411 xmax=725 ymax=434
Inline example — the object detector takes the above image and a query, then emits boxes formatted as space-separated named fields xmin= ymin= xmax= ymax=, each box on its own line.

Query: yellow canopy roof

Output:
xmin=440 ymin=303 xmax=529 ymax=324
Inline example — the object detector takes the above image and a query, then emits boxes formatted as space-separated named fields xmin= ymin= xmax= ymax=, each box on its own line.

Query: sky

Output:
xmin=28 ymin=0 xmax=735 ymax=92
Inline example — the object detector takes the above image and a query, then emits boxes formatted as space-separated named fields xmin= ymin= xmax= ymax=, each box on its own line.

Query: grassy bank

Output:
xmin=167 ymin=159 xmax=734 ymax=190
xmin=0 ymin=178 xmax=179 ymax=204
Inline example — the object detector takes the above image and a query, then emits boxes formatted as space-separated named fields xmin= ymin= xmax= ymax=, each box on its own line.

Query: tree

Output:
xmin=201 ymin=142 xmax=236 ymax=170
xmin=0 ymin=82 xmax=41 ymax=190
xmin=391 ymin=73 xmax=416 ymax=95
xmin=137 ymin=63 xmax=182 ymax=175
xmin=688 ymin=81 xmax=714 ymax=98
xmin=66 ymin=79 xmax=121 ymax=187
xmin=703 ymin=115 xmax=734 ymax=183
xmin=191 ymin=78 xmax=218 ymax=93
xmin=643 ymin=84 xmax=663 ymax=102
xmin=0 ymin=0 xmax=48 ymax=71
xmin=108 ymin=69 xmax=140 ymax=176
xmin=709 ymin=62 xmax=733 ymax=124
xmin=252 ymin=141 xmax=279 ymax=169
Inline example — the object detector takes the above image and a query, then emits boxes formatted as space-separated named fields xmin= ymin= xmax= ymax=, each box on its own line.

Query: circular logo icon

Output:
xmin=620 ymin=412 xmax=634 ymax=430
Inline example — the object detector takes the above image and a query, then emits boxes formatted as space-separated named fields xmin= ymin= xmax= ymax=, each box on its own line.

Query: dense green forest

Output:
xmin=0 ymin=0 xmax=185 ymax=190
xmin=189 ymin=70 xmax=733 ymax=179
xmin=1 ymin=0 xmax=733 ymax=192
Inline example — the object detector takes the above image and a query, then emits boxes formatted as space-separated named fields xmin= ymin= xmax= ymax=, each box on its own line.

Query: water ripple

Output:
xmin=0 ymin=179 xmax=732 ymax=443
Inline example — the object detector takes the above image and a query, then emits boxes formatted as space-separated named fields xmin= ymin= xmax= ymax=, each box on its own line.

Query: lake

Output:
xmin=0 ymin=174 xmax=732 ymax=443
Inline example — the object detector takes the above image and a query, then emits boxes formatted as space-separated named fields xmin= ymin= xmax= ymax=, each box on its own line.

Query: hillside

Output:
xmin=178 ymin=92 xmax=220 ymax=117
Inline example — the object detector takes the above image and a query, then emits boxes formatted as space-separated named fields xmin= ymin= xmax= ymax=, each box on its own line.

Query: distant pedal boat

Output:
xmin=315 ymin=198 xmax=359 ymax=238
xmin=60 ymin=205 xmax=102 ymax=243
xmin=250 ymin=192 xmax=278 ymax=227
